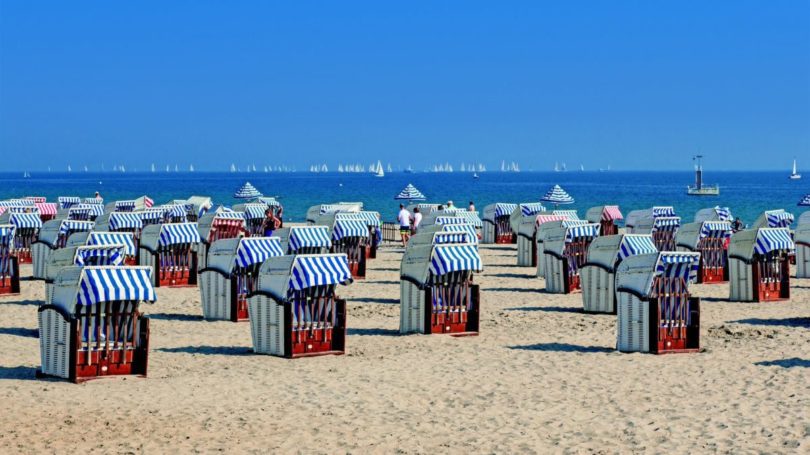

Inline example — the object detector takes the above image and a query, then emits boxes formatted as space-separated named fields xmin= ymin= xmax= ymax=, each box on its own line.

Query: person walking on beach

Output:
xmin=398 ymin=204 xmax=411 ymax=247
xmin=412 ymin=207 xmax=422 ymax=234
xmin=262 ymin=208 xmax=278 ymax=237
xmin=275 ymin=204 xmax=284 ymax=228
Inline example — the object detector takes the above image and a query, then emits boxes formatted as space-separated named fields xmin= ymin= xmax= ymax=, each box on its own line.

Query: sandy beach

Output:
xmin=1 ymin=243 xmax=808 ymax=453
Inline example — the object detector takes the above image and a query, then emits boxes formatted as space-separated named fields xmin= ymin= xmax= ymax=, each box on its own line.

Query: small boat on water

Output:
xmin=473 ymin=172 xmax=479 ymax=179
xmin=789 ymin=158 xmax=801 ymax=180
xmin=687 ymin=155 xmax=720 ymax=196
xmin=374 ymin=160 xmax=384 ymax=178
xmin=23 ymin=171 xmax=31 ymax=178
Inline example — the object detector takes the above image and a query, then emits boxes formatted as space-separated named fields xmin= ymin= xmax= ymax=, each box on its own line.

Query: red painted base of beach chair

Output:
xmin=495 ymin=233 xmax=514 ymax=244
xmin=158 ymin=269 xmax=197 ymax=288
xmin=348 ymin=248 xmax=367 ymax=279
xmin=0 ymin=258 xmax=20 ymax=296
xmin=366 ymin=244 xmax=377 ymax=259
xmin=699 ymin=266 xmax=726 ymax=284
xmin=231 ymin=289 xmax=249 ymax=322
xmin=788 ymin=253 xmax=796 ymax=265
xmin=752 ymin=260 xmax=790 ymax=302
xmin=124 ymin=257 xmax=137 ymax=266
xmin=425 ymin=284 xmax=479 ymax=336
xmin=16 ymin=250 xmax=32 ymax=265
xmin=651 ymin=297 xmax=700 ymax=354
xmin=565 ymin=273 xmax=581 ymax=294
xmin=756 ymin=281 xmax=788 ymax=302
xmin=600 ymin=220 xmax=618 ymax=236
xmin=285 ymin=299 xmax=346 ymax=358
xmin=37 ymin=315 xmax=150 ymax=383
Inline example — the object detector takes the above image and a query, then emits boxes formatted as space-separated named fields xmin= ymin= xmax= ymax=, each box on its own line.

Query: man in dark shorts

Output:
xmin=397 ymin=204 xmax=411 ymax=247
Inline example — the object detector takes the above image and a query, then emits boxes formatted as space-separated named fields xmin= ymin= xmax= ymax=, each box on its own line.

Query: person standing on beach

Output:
xmin=468 ymin=201 xmax=475 ymax=212
xmin=412 ymin=207 xmax=422 ymax=234
xmin=262 ymin=208 xmax=278 ymax=237
xmin=94 ymin=191 xmax=102 ymax=201
xmin=398 ymin=204 xmax=411 ymax=247
xmin=275 ymin=204 xmax=284 ymax=228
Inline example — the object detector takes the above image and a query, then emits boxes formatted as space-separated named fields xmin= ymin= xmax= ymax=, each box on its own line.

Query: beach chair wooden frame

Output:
xmin=37 ymin=266 xmax=156 ymax=382
xmin=616 ymin=253 xmax=701 ymax=354
xmin=323 ymin=216 xmax=369 ymax=279
xmin=199 ymin=237 xmax=284 ymax=322
xmin=197 ymin=211 xmax=247 ymax=271
xmin=586 ymin=205 xmax=623 ymax=236
xmin=482 ymin=203 xmax=518 ymax=244
xmin=581 ymin=234 xmax=657 ymax=314
xmin=400 ymin=243 xmax=482 ymax=336
xmin=138 ymin=223 xmax=200 ymax=288
xmin=246 ymin=255 xmax=352 ymax=358
xmin=0 ymin=225 xmax=20 ymax=296
xmin=31 ymin=219 xmax=94 ymax=279
xmin=675 ymin=221 xmax=732 ymax=284
xmin=3 ymin=212 xmax=42 ymax=264
xmin=95 ymin=213 xmax=143 ymax=264
xmin=728 ymin=228 xmax=793 ymax=302
xmin=535 ymin=219 xmax=587 ymax=279
xmin=542 ymin=224 xmax=600 ymax=294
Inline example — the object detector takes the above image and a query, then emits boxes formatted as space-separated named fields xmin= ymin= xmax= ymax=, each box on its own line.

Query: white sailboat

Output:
xmin=789 ymin=158 xmax=801 ymax=180
xmin=23 ymin=171 xmax=31 ymax=178
xmin=84 ymin=166 xmax=89 ymax=172
xmin=151 ymin=163 xmax=156 ymax=173
xmin=230 ymin=163 xmax=237 ymax=173
xmin=580 ymin=164 xmax=585 ymax=171
xmin=189 ymin=164 xmax=195 ymax=172
xmin=67 ymin=165 xmax=72 ymax=172
xmin=374 ymin=160 xmax=384 ymax=177
xmin=387 ymin=163 xmax=392 ymax=173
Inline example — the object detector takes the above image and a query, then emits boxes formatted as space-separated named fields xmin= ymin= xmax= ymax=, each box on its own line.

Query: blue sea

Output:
xmin=0 ymin=171 xmax=807 ymax=224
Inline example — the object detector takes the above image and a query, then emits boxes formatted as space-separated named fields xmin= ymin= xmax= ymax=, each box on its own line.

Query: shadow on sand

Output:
xmin=490 ymin=273 xmax=536 ymax=279
xmin=147 ymin=313 xmax=205 ymax=322
xmin=508 ymin=342 xmax=613 ymax=353
xmin=351 ymin=297 xmax=400 ymax=305
xmin=0 ymin=327 xmax=38 ymax=338
xmin=505 ymin=306 xmax=583 ymax=314
xmin=156 ymin=345 xmax=252 ymax=356
xmin=755 ymin=358 xmax=810 ymax=368
xmin=347 ymin=328 xmax=401 ymax=336
xmin=486 ymin=287 xmax=547 ymax=294
xmin=0 ymin=366 xmax=40 ymax=381
xmin=0 ymin=299 xmax=41 ymax=306
xmin=731 ymin=317 xmax=809 ymax=328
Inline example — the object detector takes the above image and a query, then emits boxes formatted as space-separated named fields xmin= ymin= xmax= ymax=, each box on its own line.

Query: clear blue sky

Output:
xmin=1 ymin=1 xmax=808 ymax=171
